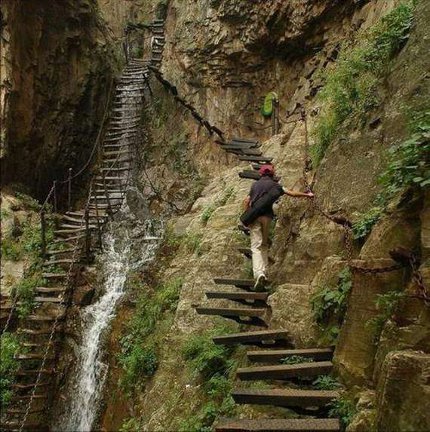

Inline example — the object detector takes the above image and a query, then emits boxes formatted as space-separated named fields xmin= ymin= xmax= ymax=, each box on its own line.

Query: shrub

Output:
xmin=352 ymin=206 xmax=383 ymax=239
xmin=0 ymin=333 xmax=20 ymax=409
xmin=118 ymin=277 xmax=183 ymax=391
xmin=311 ymin=2 xmax=415 ymax=165
xmin=366 ymin=290 xmax=405 ymax=342
xmin=182 ymin=332 xmax=234 ymax=380
xmin=329 ymin=394 xmax=357 ymax=430
xmin=379 ymin=114 xmax=430 ymax=198
xmin=12 ymin=272 xmax=46 ymax=319
xmin=311 ymin=268 xmax=352 ymax=344
xmin=313 ymin=375 xmax=342 ymax=390
xmin=311 ymin=269 xmax=352 ymax=325
xmin=182 ymin=232 xmax=203 ymax=256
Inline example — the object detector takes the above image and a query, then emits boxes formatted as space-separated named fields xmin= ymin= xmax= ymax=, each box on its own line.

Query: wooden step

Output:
xmin=35 ymin=287 xmax=67 ymax=294
xmin=213 ymin=330 xmax=292 ymax=347
xmin=44 ymin=259 xmax=76 ymax=266
xmin=16 ymin=353 xmax=55 ymax=360
xmin=205 ymin=291 xmax=268 ymax=302
xmin=12 ymin=382 xmax=50 ymax=390
xmin=239 ymin=155 xmax=273 ymax=163
xmin=66 ymin=211 xmax=107 ymax=218
xmin=52 ymin=234 xmax=85 ymax=243
xmin=232 ymin=137 xmax=259 ymax=144
xmin=239 ymin=170 xmax=260 ymax=180
xmin=236 ymin=361 xmax=333 ymax=381
xmin=26 ymin=313 xmax=64 ymax=321
xmin=213 ymin=278 xmax=255 ymax=289
xmin=18 ymin=328 xmax=61 ymax=335
xmin=16 ymin=369 xmax=54 ymax=376
xmin=103 ymin=150 xmax=130 ymax=157
xmin=54 ymin=228 xmax=86 ymax=235
xmin=227 ymin=149 xmax=263 ymax=157
xmin=46 ymin=248 xmax=77 ymax=256
xmin=100 ymin=167 xmax=129 ymax=172
xmin=6 ymin=407 xmax=44 ymax=414
xmin=216 ymin=418 xmax=340 ymax=432
xmin=10 ymin=394 xmax=47 ymax=401
xmin=232 ymin=388 xmax=339 ymax=408
xmin=22 ymin=341 xmax=54 ymax=348
xmin=195 ymin=307 xmax=267 ymax=326
xmin=196 ymin=307 xmax=266 ymax=318
xmin=247 ymin=348 xmax=334 ymax=363
xmin=57 ymin=223 xmax=96 ymax=230
xmin=34 ymin=296 xmax=64 ymax=303
xmin=42 ymin=273 xmax=68 ymax=279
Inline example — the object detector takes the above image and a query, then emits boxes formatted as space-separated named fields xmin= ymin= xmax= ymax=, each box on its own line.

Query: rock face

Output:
xmin=0 ymin=0 xmax=119 ymax=198
xmin=376 ymin=350 xmax=430 ymax=432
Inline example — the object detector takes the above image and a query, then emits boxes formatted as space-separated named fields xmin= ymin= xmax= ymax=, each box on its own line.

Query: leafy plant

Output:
xmin=182 ymin=232 xmax=203 ymax=256
xmin=1 ymin=238 xmax=22 ymax=261
xmin=379 ymin=116 xmax=430 ymax=199
xmin=366 ymin=290 xmax=405 ymax=341
xmin=182 ymin=329 xmax=235 ymax=380
xmin=119 ymin=417 xmax=145 ymax=432
xmin=15 ymin=192 xmax=41 ymax=211
xmin=329 ymin=394 xmax=357 ymax=430
xmin=311 ymin=269 xmax=352 ymax=325
xmin=180 ymin=326 xmax=237 ymax=432
xmin=311 ymin=2 xmax=415 ymax=165
xmin=118 ymin=277 xmax=183 ymax=392
xmin=281 ymin=355 xmax=314 ymax=365
xmin=313 ymin=375 xmax=342 ymax=390
xmin=352 ymin=206 xmax=383 ymax=239
xmin=0 ymin=333 xmax=20 ymax=410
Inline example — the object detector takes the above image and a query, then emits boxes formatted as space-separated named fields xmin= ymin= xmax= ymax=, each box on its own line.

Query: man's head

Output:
xmin=259 ymin=164 xmax=275 ymax=177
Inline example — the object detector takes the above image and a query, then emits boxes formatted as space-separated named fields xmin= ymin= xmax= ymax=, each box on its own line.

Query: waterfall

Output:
xmin=56 ymin=209 xmax=163 ymax=432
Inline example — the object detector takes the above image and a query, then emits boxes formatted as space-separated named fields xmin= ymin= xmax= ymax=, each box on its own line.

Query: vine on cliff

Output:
xmin=311 ymin=2 xmax=415 ymax=165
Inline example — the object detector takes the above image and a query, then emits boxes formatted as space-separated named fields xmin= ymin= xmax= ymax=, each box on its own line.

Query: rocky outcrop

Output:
xmin=0 ymin=0 xmax=119 ymax=198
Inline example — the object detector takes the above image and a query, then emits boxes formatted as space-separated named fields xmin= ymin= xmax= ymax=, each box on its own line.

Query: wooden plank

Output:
xmin=239 ymin=170 xmax=261 ymax=180
xmin=231 ymin=137 xmax=259 ymax=144
xmin=195 ymin=307 xmax=266 ymax=318
xmin=35 ymin=287 xmax=67 ymax=294
xmin=232 ymin=389 xmax=339 ymax=408
xmin=236 ymin=361 xmax=333 ymax=380
xmin=238 ymin=155 xmax=273 ymax=163
xmin=213 ymin=330 xmax=292 ymax=347
xmin=247 ymin=348 xmax=333 ymax=363
xmin=216 ymin=418 xmax=340 ymax=432
xmin=213 ymin=278 xmax=255 ymax=288
xmin=205 ymin=291 xmax=269 ymax=302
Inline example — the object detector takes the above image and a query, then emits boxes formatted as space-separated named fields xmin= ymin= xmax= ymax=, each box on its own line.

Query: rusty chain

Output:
xmin=299 ymin=109 xmax=428 ymax=283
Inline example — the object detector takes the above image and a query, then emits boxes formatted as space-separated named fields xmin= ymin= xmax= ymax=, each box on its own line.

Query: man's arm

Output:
xmin=283 ymin=188 xmax=314 ymax=198
xmin=243 ymin=195 xmax=251 ymax=210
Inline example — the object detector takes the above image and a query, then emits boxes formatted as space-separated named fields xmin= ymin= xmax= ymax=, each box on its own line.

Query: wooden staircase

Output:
xmin=189 ymin=130 xmax=340 ymax=430
xmin=151 ymin=19 xmax=165 ymax=68
xmin=0 ymin=58 xmax=148 ymax=431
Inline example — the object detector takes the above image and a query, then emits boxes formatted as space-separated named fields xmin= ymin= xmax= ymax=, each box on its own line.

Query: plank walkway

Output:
xmin=1 ymin=58 xmax=147 ymax=431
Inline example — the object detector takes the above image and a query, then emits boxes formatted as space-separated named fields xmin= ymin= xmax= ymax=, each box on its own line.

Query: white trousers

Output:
xmin=249 ymin=216 xmax=271 ymax=279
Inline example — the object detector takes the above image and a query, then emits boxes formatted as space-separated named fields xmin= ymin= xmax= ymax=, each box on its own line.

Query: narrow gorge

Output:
xmin=1 ymin=1 xmax=429 ymax=432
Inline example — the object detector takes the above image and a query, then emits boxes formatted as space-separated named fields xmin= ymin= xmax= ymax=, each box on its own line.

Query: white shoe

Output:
xmin=254 ymin=274 xmax=267 ymax=291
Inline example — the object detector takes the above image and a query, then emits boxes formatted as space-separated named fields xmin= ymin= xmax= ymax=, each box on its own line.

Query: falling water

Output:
xmin=57 ymin=212 xmax=163 ymax=432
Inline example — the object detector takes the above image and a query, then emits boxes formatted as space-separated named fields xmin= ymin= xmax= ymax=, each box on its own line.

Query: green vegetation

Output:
xmin=311 ymin=2 xmax=415 ymax=165
xmin=367 ymin=290 xmax=405 ymax=341
xmin=1 ymin=216 xmax=54 ymax=262
xmin=311 ymin=268 xmax=352 ymax=344
xmin=182 ymin=232 xmax=203 ymax=256
xmin=118 ymin=277 xmax=183 ymax=392
xmin=12 ymin=272 xmax=46 ymax=318
xmin=313 ymin=375 xmax=342 ymax=390
xmin=15 ymin=192 xmax=41 ymax=211
xmin=119 ymin=417 xmax=145 ymax=432
xmin=352 ymin=206 xmax=384 ymax=240
xmin=329 ymin=394 xmax=357 ymax=431
xmin=0 ymin=333 xmax=20 ymax=410
xmin=281 ymin=355 xmax=313 ymax=365
xmin=201 ymin=186 xmax=235 ymax=225
xmin=379 ymin=113 xmax=430 ymax=198
xmin=180 ymin=326 xmax=237 ymax=431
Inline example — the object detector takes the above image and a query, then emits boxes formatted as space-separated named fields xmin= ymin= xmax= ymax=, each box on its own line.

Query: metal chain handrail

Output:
xmin=300 ymin=108 xmax=429 ymax=297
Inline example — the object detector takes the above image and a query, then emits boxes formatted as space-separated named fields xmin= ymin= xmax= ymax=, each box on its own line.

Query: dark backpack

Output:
xmin=240 ymin=185 xmax=284 ymax=226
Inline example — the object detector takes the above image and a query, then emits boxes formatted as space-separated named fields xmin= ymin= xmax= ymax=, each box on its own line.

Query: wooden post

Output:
xmin=272 ymin=98 xmax=280 ymax=136
xmin=103 ymin=174 xmax=113 ymax=217
xmin=84 ymin=205 xmax=91 ymax=263
xmin=67 ymin=167 xmax=73 ymax=211
xmin=53 ymin=180 xmax=58 ymax=213
xmin=40 ymin=209 xmax=47 ymax=258
xmin=94 ymin=192 xmax=103 ymax=250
